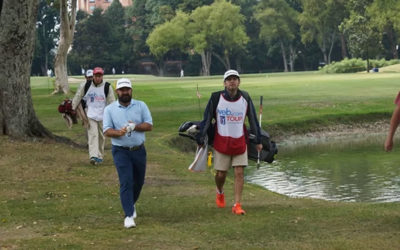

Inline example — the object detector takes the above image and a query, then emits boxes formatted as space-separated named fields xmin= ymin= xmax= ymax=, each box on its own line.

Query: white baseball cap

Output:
xmin=116 ymin=78 xmax=132 ymax=90
xmin=223 ymin=69 xmax=240 ymax=81
xmin=86 ymin=69 xmax=93 ymax=77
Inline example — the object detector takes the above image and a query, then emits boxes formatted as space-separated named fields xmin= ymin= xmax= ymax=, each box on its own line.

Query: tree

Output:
xmin=178 ymin=0 xmax=213 ymax=12
xmin=367 ymin=0 xmax=400 ymax=59
xmin=69 ymin=5 xmax=134 ymax=75
xmin=0 ymin=0 xmax=52 ymax=138
xmin=125 ymin=0 xmax=180 ymax=66
xmin=103 ymin=0 xmax=132 ymax=73
xmin=53 ymin=0 xmax=77 ymax=94
xmin=32 ymin=0 xmax=59 ymax=76
xmin=231 ymin=0 xmax=262 ymax=72
xmin=69 ymin=9 xmax=114 ymax=71
xmin=189 ymin=0 xmax=248 ymax=75
xmin=146 ymin=11 xmax=190 ymax=75
xmin=339 ymin=0 xmax=381 ymax=71
xmin=125 ymin=0 xmax=149 ymax=59
xmin=299 ymin=0 xmax=347 ymax=64
xmin=255 ymin=0 xmax=300 ymax=72
xmin=146 ymin=0 xmax=248 ymax=76
xmin=207 ymin=0 xmax=249 ymax=70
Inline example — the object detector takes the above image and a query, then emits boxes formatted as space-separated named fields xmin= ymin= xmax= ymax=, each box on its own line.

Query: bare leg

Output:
xmin=215 ymin=170 xmax=227 ymax=193
xmin=234 ymin=166 xmax=244 ymax=204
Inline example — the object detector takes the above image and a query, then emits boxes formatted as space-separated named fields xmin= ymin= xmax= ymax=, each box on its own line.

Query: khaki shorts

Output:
xmin=213 ymin=148 xmax=248 ymax=171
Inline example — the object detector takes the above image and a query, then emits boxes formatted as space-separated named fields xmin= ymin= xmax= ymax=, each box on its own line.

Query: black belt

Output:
xmin=118 ymin=144 xmax=144 ymax=151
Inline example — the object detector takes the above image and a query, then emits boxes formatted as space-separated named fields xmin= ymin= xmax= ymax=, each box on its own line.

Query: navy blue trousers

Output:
xmin=112 ymin=145 xmax=146 ymax=217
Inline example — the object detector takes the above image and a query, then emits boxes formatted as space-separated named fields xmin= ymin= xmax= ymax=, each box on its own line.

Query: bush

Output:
xmin=319 ymin=58 xmax=400 ymax=73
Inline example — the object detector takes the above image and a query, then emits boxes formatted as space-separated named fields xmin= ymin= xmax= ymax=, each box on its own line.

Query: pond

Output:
xmin=245 ymin=133 xmax=400 ymax=203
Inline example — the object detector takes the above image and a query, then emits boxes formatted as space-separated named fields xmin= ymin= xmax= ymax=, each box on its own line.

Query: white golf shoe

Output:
xmin=124 ymin=216 xmax=136 ymax=228
xmin=133 ymin=205 xmax=137 ymax=219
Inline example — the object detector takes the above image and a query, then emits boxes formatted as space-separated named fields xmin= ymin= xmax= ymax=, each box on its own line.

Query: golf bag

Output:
xmin=247 ymin=129 xmax=277 ymax=163
xmin=58 ymin=98 xmax=78 ymax=128
xmin=178 ymin=121 xmax=278 ymax=163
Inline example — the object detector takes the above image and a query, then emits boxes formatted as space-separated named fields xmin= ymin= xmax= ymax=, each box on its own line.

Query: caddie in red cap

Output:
xmin=72 ymin=67 xmax=115 ymax=165
xmin=93 ymin=67 xmax=104 ymax=75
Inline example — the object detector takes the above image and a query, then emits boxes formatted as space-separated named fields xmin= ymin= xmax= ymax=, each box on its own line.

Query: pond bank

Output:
xmin=272 ymin=119 xmax=390 ymax=146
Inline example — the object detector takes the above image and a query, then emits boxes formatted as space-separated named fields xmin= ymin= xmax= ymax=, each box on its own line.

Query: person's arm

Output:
xmin=104 ymin=127 xmax=127 ymax=138
xmin=104 ymin=122 xmax=152 ymax=138
xmin=103 ymin=105 xmax=124 ymax=138
xmin=385 ymin=104 xmax=400 ymax=152
xmin=245 ymin=92 xmax=263 ymax=151
xmin=106 ymin=84 xmax=116 ymax=105
xmin=132 ymin=122 xmax=153 ymax=132
xmin=72 ymin=82 xmax=86 ymax=110
xmin=196 ymin=94 xmax=215 ymax=146
xmin=137 ymin=101 xmax=153 ymax=132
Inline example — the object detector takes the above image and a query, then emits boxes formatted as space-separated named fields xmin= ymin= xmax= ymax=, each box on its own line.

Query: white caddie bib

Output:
xmin=216 ymin=95 xmax=247 ymax=138
xmin=84 ymin=84 xmax=107 ymax=121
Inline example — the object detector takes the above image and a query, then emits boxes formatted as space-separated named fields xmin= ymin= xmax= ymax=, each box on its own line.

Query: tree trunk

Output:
xmin=321 ymin=39 xmax=328 ymax=64
xmin=41 ymin=64 xmax=47 ymax=77
xmin=322 ymin=51 xmax=328 ymax=65
xmin=223 ymin=51 xmax=231 ymax=70
xmin=41 ymin=23 xmax=49 ymax=76
xmin=386 ymin=27 xmax=398 ymax=59
xmin=279 ymin=41 xmax=288 ymax=72
xmin=327 ymin=32 xmax=336 ymax=64
xmin=235 ymin=57 xmax=242 ymax=73
xmin=200 ymin=51 xmax=211 ymax=76
xmin=0 ymin=0 xmax=53 ymax=138
xmin=288 ymin=45 xmax=296 ymax=72
xmin=158 ymin=59 xmax=165 ymax=76
xmin=366 ymin=46 xmax=370 ymax=73
xmin=340 ymin=33 xmax=348 ymax=59
xmin=52 ymin=0 xmax=77 ymax=95
xmin=54 ymin=46 xmax=69 ymax=94
xmin=212 ymin=52 xmax=229 ymax=70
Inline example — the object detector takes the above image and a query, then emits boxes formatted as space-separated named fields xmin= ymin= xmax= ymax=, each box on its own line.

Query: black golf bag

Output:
xmin=178 ymin=121 xmax=278 ymax=163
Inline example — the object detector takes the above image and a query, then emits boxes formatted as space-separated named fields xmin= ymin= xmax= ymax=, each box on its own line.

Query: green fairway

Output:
xmin=1 ymin=72 xmax=400 ymax=249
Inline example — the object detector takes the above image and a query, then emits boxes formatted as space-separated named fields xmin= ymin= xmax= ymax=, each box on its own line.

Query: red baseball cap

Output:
xmin=93 ymin=67 xmax=104 ymax=75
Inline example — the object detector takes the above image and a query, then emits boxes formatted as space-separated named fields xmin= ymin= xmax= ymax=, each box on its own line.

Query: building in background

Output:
xmin=77 ymin=0 xmax=132 ymax=14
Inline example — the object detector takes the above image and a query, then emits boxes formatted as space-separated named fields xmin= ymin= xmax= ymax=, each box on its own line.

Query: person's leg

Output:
xmin=112 ymin=146 xmax=134 ymax=217
xmin=231 ymin=149 xmax=248 ymax=214
xmin=213 ymin=150 xmax=231 ymax=208
xmin=98 ymin=120 xmax=105 ymax=160
xmin=215 ymin=170 xmax=227 ymax=193
xmin=214 ymin=170 xmax=227 ymax=208
xmin=233 ymin=166 xmax=244 ymax=204
xmin=131 ymin=146 xmax=147 ymax=204
xmin=213 ymin=150 xmax=231 ymax=193
xmin=87 ymin=119 xmax=99 ymax=160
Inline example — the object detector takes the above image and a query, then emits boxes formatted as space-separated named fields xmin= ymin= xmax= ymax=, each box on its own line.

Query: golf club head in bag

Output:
xmin=178 ymin=120 xmax=215 ymax=146
xmin=178 ymin=121 xmax=200 ymax=141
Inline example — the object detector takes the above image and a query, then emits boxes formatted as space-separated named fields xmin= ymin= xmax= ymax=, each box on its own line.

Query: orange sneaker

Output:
xmin=232 ymin=203 xmax=246 ymax=215
xmin=216 ymin=192 xmax=225 ymax=208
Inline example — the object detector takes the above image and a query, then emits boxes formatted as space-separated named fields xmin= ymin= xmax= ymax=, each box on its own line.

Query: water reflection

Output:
xmin=246 ymin=134 xmax=400 ymax=203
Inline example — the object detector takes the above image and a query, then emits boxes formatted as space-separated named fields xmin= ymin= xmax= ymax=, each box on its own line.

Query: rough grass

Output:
xmin=1 ymin=72 xmax=400 ymax=249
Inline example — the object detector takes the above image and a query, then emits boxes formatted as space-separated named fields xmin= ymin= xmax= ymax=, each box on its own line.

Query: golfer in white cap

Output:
xmin=103 ymin=78 xmax=153 ymax=228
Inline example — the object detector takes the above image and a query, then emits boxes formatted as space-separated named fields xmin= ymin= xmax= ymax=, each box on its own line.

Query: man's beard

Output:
xmin=118 ymin=94 xmax=132 ymax=103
